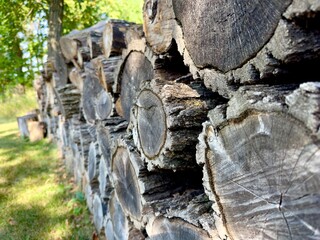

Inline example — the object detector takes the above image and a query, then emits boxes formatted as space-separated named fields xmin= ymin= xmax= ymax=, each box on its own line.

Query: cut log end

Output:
xmin=137 ymin=90 xmax=167 ymax=159
xmin=112 ymin=144 xmax=142 ymax=220
xmin=172 ymin=0 xmax=292 ymax=72
xmin=200 ymin=110 xmax=320 ymax=239
xmin=147 ymin=216 xmax=211 ymax=240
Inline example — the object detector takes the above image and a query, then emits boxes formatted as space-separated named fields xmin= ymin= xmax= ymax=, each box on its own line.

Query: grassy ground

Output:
xmin=0 ymin=91 xmax=96 ymax=239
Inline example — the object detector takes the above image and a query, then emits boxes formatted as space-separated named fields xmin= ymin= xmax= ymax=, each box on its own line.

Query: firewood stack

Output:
xmin=36 ymin=1 xmax=320 ymax=239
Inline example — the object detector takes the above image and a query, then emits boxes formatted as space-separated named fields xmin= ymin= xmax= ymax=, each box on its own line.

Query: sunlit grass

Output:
xmin=0 ymin=119 xmax=95 ymax=240
xmin=0 ymin=88 xmax=38 ymax=122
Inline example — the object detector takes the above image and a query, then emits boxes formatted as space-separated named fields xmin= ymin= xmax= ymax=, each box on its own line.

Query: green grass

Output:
xmin=0 ymin=89 xmax=38 ymax=122
xmin=0 ymin=119 xmax=95 ymax=239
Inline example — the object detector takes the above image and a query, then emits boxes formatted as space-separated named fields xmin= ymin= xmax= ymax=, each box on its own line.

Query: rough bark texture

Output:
xmin=35 ymin=2 xmax=320 ymax=239
xmin=102 ymin=20 xmax=134 ymax=59
xmin=131 ymin=78 xmax=217 ymax=170
xmin=197 ymin=83 xmax=320 ymax=240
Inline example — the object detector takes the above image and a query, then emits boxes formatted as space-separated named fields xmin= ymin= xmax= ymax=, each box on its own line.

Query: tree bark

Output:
xmin=111 ymin=136 xmax=197 ymax=224
xmin=102 ymin=20 xmax=134 ymax=59
xmin=131 ymin=78 xmax=218 ymax=171
xmin=60 ymin=21 xmax=106 ymax=63
xmin=47 ymin=0 xmax=67 ymax=86
xmin=197 ymin=83 xmax=320 ymax=240
xmin=56 ymin=84 xmax=81 ymax=119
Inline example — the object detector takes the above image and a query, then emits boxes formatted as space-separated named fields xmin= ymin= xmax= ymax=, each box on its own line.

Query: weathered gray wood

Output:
xmin=95 ymin=90 xmax=114 ymax=120
xmin=88 ymin=141 xmax=100 ymax=184
xmin=102 ymin=20 xmax=134 ymax=58
xmin=105 ymin=192 xmax=129 ymax=240
xmin=97 ymin=118 xmax=128 ymax=174
xmin=116 ymin=51 xmax=154 ymax=120
xmin=60 ymin=21 xmax=106 ymax=63
xmin=111 ymin=137 xmax=192 ymax=223
xmin=150 ymin=190 xmax=217 ymax=238
xmin=98 ymin=156 xmax=113 ymax=200
xmin=131 ymin=78 xmax=218 ymax=170
xmin=82 ymin=63 xmax=103 ymax=124
xmin=92 ymin=193 xmax=107 ymax=234
xmin=146 ymin=216 xmax=211 ymax=240
xmin=87 ymin=31 xmax=103 ymax=59
xmin=17 ymin=114 xmax=38 ymax=138
xmin=197 ymin=84 xmax=320 ymax=240
xmin=143 ymin=0 xmax=175 ymax=54
xmin=56 ymin=84 xmax=81 ymax=119
xmin=91 ymin=55 xmax=122 ymax=93
xmin=69 ymin=67 xmax=85 ymax=92
xmin=77 ymin=46 xmax=90 ymax=69
xmin=172 ymin=0 xmax=292 ymax=72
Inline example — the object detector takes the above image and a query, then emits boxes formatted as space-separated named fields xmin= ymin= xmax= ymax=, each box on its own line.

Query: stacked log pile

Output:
xmin=36 ymin=1 xmax=320 ymax=239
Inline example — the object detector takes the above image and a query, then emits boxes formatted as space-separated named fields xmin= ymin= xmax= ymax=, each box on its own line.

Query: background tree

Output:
xmin=0 ymin=0 xmax=143 ymax=99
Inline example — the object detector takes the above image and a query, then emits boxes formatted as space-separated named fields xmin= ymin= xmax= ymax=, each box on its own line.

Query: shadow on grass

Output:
xmin=0 ymin=122 xmax=94 ymax=240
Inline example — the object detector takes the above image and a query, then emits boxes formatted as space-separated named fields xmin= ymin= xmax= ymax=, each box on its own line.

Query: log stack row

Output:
xmin=36 ymin=1 xmax=320 ymax=239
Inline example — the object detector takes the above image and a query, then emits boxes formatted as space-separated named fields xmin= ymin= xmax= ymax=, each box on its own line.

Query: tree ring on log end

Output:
xmin=118 ymin=51 xmax=154 ymax=121
xmin=147 ymin=216 xmax=211 ymax=240
xmin=172 ymin=0 xmax=292 ymax=72
xmin=112 ymin=146 xmax=142 ymax=220
xmin=136 ymin=89 xmax=167 ymax=159
xmin=204 ymin=111 xmax=320 ymax=239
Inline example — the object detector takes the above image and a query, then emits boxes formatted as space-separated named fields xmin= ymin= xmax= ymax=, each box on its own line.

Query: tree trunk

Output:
xmin=197 ymin=83 xmax=320 ymax=240
xmin=47 ymin=0 xmax=67 ymax=86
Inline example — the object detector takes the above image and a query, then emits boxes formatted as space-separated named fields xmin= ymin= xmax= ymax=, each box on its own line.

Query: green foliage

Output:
xmin=0 ymin=0 xmax=143 ymax=96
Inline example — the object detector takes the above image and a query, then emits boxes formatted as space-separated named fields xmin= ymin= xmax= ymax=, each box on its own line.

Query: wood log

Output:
xmin=27 ymin=121 xmax=46 ymax=142
xmin=87 ymin=31 xmax=103 ymax=59
xmin=115 ymin=51 xmax=154 ymax=120
xmin=69 ymin=67 xmax=85 ymax=92
xmin=146 ymin=216 xmax=211 ymax=240
xmin=111 ymin=136 xmax=199 ymax=226
xmin=91 ymin=55 xmax=121 ymax=93
xmin=144 ymin=0 xmax=320 ymax=97
xmin=17 ymin=113 xmax=38 ymax=138
xmin=98 ymin=155 xmax=113 ymax=201
xmin=92 ymin=193 xmax=107 ymax=234
xmin=149 ymin=189 xmax=217 ymax=238
xmin=131 ymin=78 xmax=220 ymax=171
xmin=197 ymin=83 xmax=320 ymax=239
xmin=95 ymin=90 xmax=114 ymax=120
xmin=60 ymin=21 xmax=106 ymax=63
xmin=80 ymin=123 xmax=96 ymax=172
xmin=143 ymin=0 xmax=175 ymax=54
xmin=88 ymin=141 xmax=100 ymax=185
xmin=102 ymin=20 xmax=134 ymax=59
xmin=104 ymin=191 xmax=129 ymax=240
xmin=82 ymin=63 xmax=103 ymax=124
xmin=77 ymin=46 xmax=91 ymax=69
xmin=97 ymin=118 xmax=128 ymax=174
xmin=56 ymin=84 xmax=81 ymax=119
